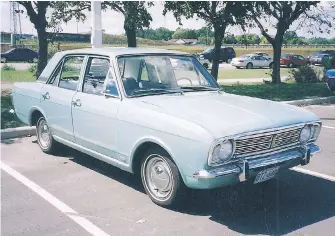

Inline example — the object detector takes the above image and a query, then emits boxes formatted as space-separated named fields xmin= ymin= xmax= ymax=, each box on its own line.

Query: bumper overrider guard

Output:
xmin=193 ymin=143 xmax=320 ymax=180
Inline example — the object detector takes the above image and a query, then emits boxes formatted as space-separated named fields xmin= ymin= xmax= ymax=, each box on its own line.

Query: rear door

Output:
xmin=71 ymin=56 xmax=122 ymax=160
xmin=40 ymin=55 xmax=85 ymax=142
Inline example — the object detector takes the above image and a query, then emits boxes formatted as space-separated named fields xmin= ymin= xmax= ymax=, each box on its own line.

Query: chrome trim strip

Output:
xmin=195 ymin=144 xmax=320 ymax=179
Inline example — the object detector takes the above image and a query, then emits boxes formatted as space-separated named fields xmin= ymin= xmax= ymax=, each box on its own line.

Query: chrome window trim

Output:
xmin=207 ymin=121 xmax=322 ymax=167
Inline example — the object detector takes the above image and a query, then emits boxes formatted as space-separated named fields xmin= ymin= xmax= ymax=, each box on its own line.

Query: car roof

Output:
xmin=57 ymin=47 xmax=189 ymax=58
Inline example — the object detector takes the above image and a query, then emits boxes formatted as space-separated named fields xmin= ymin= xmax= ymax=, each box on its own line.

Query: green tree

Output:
xmin=283 ymin=31 xmax=298 ymax=46
xmin=172 ymin=28 xmax=197 ymax=39
xmin=106 ymin=1 xmax=154 ymax=47
xmin=223 ymin=34 xmax=237 ymax=44
xmin=164 ymin=1 xmax=247 ymax=80
xmin=18 ymin=1 xmax=86 ymax=77
xmin=246 ymin=2 xmax=333 ymax=84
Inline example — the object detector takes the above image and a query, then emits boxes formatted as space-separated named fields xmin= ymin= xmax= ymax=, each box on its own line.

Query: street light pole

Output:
xmin=91 ymin=1 xmax=102 ymax=48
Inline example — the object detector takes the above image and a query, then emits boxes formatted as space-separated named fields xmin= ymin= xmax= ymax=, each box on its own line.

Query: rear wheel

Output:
xmin=141 ymin=147 xmax=187 ymax=208
xmin=32 ymin=57 xmax=38 ymax=63
xmin=36 ymin=116 xmax=59 ymax=154
xmin=246 ymin=63 xmax=253 ymax=69
xmin=1 ymin=57 xmax=6 ymax=63
xmin=227 ymin=58 xmax=232 ymax=64
xmin=288 ymin=62 xmax=294 ymax=68
xmin=269 ymin=62 xmax=274 ymax=69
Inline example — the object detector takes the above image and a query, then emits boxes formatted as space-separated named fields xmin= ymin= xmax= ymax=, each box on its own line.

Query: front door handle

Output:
xmin=42 ymin=92 xmax=50 ymax=100
xmin=72 ymin=99 xmax=82 ymax=107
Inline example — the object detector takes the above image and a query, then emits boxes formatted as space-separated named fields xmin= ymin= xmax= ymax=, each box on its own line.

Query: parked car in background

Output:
xmin=253 ymin=52 xmax=272 ymax=59
xmin=309 ymin=53 xmax=333 ymax=66
xmin=280 ymin=53 xmax=310 ymax=68
xmin=307 ymin=50 xmax=335 ymax=60
xmin=0 ymin=48 xmax=38 ymax=63
xmin=12 ymin=47 xmax=322 ymax=207
xmin=194 ymin=54 xmax=211 ymax=69
xmin=231 ymin=54 xmax=273 ymax=69
xmin=325 ymin=69 xmax=335 ymax=92
xmin=199 ymin=46 xmax=236 ymax=63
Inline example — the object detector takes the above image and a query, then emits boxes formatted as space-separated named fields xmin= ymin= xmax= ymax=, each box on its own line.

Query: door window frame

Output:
xmin=80 ymin=55 xmax=121 ymax=99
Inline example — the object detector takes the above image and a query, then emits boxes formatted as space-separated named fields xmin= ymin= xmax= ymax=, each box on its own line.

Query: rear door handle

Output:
xmin=42 ymin=92 xmax=50 ymax=100
xmin=72 ymin=99 xmax=82 ymax=107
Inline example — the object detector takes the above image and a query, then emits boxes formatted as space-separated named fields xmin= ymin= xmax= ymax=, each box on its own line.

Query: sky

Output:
xmin=0 ymin=1 xmax=334 ymax=39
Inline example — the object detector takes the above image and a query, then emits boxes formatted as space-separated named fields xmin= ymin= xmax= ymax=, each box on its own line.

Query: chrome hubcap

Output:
xmin=38 ymin=120 xmax=50 ymax=149
xmin=144 ymin=155 xmax=173 ymax=200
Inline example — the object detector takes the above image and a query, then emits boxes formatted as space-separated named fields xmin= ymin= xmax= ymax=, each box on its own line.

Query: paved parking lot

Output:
xmin=1 ymin=104 xmax=334 ymax=236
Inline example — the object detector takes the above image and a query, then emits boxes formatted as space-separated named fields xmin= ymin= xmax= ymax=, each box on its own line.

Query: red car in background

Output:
xmin=280 ymin=53 xmax=310 ymax=68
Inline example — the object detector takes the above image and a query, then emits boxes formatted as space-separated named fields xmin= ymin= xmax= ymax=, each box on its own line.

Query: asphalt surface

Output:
xmin=1 ymin=104 xmax=335 ymax=236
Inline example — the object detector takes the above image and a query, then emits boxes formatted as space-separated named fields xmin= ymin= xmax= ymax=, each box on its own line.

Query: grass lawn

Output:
xmin=221 ymin=82 xmax=333 ymax=101
xmin=1 ymin=90 xmax=24 ymax=129
xmin=1 ymin=69 xmax=35 ymax=83
xmin=218 ymin=68 xmax=289 ymax=79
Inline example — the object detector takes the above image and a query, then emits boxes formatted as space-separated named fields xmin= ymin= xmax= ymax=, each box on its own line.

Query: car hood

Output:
xmin=134 ymin=92 xmax=320 ymax=138
xmin=326 ymin=69 xmax=335 ymax=77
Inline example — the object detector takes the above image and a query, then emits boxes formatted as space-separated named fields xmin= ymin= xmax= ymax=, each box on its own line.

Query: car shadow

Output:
xmin=52 ymin=144 xmax=145 ymax=194
xmin=52 ymin=143 xmax=334 ymax=235
xmin=180 ymin=170 xmax=335 ymax=235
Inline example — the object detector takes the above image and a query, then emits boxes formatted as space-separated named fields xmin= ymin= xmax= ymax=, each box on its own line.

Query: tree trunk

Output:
xmin=125 ymin=28 xmax=137 ymax=47
xmin=271 ymin=37 xmax=283 ymax=84
xmin=211 ymin=35 xmax=223 ymax=81
xmin=36 ymin=29 xmax=48 ymax=79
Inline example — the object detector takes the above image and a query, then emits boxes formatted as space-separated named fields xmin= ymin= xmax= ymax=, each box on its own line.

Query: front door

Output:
xmin=40 ymin=55 xmax=85 ymax=142
xmin=71 ymin=56 xmax=122 ymax=160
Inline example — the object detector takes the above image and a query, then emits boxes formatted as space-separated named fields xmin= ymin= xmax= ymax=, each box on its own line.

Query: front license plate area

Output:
xmin=254 ymin=166 xmax=279 ymax=184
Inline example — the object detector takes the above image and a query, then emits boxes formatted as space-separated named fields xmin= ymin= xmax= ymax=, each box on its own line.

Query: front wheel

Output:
xmin=288 ymin=62 xmax=294 ymax=68
xmin=141 ymin=147 xmax=187 ymax=208
xmin=227 ymin=58 xmax=232 ymax=64
xmin=203 ymin=63 xmax=209 ymax=69
xmin=1 ymin=57 xmax=7 ymax=63
xmin=36 ymin=116 xmax=59 ymax=154
xmin=269 ymin=62 xmax=274 ymax=69
xmin=246 ymin=63 xmax=253 ymax=69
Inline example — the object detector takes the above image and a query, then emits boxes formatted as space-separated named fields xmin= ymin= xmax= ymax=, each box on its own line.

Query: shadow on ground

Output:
xmin=52 ymin=142 xmax=335 ymax=236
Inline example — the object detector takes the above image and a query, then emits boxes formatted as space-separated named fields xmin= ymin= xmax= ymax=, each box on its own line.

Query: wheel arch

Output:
xmin=130 ymin=137 xmax=177 ymax=176
xmin=28 ymin=106 xmax=47 ymax=126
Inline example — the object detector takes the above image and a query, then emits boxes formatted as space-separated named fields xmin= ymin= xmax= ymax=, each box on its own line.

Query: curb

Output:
xmin=1 ymin=96 xmax=334 ymax=140
xmin=281 ymin=96 xmax=335 ymax=106
xmin=1 ymin=126 xmax=35 ymax=140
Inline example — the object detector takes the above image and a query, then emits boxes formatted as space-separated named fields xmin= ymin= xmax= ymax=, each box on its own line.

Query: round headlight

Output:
xmin=300 ymin=125 xmax=311 ymax=144
xmin=210 ymin=140 xmax=234 ymax=165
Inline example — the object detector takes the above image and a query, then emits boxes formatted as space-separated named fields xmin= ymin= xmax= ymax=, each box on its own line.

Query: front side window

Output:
xmin=59 ymin=56 xmax=85 ymax=91
xmin=117 ymin=55 xmax=218 ymax=97
xmin=82 ymin=57 xmax=110 ymax=95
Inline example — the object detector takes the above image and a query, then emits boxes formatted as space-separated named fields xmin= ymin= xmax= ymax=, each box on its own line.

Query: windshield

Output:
xmin=239 ymin=54 xmax=252 ymax=59
xmin=281 ymin=54 xmax=290 ymax=59
xmin=5 ymin=48 xmax=14 ymax=53
xmin=117 ymin=55 xmax=219 ymax=97
xmin=202 ymin=48 xmax=213 ymax=54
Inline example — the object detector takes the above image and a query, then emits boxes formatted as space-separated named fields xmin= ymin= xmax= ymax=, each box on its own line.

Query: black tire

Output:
xmin=288 ymin=62 xmax=294 ymax=68
xmin=36 ymin=116 xmax=59 ymax=154
xmin=1 ymin=57 xmax=6 ymax=63
xmin=236 ymin=66 xmax=241 ymax=69
xmin=141 ymin=147 xmax=187 ymax=208
xmin=246 ymin=63 xmax=253 ymax=69
xmin=269 ymin=62 xmax=274 ymax=69
xmin=203 ymin=63 xmax=209 ymax=69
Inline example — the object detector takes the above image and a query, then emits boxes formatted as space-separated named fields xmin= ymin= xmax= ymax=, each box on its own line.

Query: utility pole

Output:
xmin=91 ymin=1 xmax=102 ymax=48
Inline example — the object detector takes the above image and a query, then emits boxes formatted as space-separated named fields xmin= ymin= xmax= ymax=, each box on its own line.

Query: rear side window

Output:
xmin=59 ymin=56 xmax=85 ymax=91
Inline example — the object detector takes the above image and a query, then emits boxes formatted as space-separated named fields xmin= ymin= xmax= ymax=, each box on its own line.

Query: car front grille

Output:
xmin=234 ymin=127 xmax=301 ymax=157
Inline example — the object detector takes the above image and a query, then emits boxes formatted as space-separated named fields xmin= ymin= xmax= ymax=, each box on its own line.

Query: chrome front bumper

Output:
xmin=193 ymin=144 xmax=321 ymax=180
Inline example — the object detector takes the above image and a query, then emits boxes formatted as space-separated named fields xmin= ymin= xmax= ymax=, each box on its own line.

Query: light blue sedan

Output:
xmin=12 ymin=48 xmax=322 ymax=207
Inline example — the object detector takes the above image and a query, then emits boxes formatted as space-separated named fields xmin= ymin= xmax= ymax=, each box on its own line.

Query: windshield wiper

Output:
xmin=131 ymin=88 xmax=183 ymax=96
xmin=180 ymin=86 xmax=219 ymax=91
